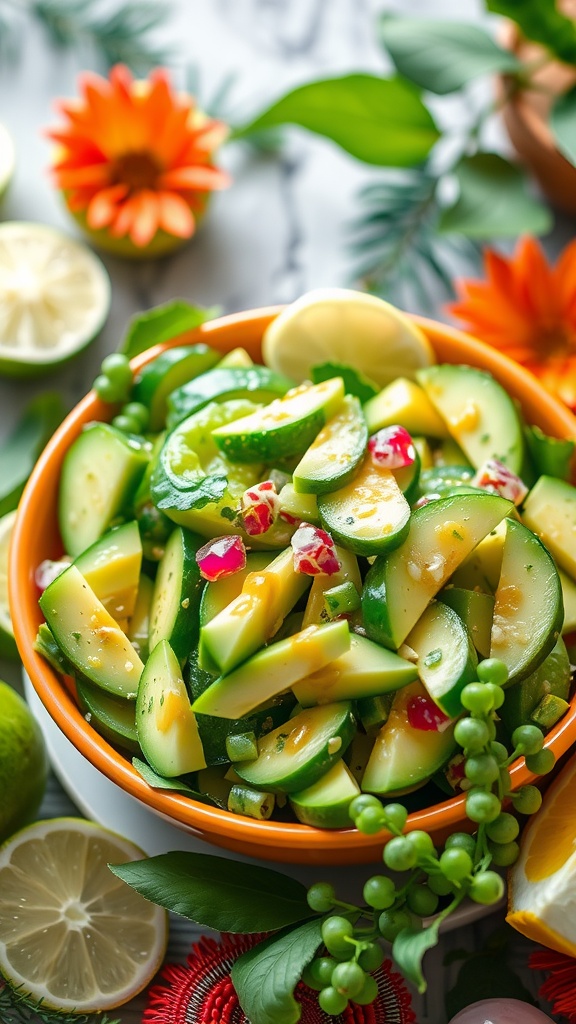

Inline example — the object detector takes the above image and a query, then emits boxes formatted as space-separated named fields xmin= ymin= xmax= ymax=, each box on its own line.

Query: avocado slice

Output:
xmin=136 ymin=639 xmax=206 ymax=777
xmin=523 ymin=475 xmax=576 ymax=580
xmin=364 ymin=377 xmax=449 ymax=439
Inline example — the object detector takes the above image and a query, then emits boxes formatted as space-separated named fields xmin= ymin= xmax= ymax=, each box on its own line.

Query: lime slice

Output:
xmin=263 ymin=288 xmax=435 ymax=388
xmin=0 ymin=123 xmax=15 ymax=200
xmin=0 ymin=222 xmax=111 ymax=377
xmin=0 ymin=818 xmax=168 ymax=1012
xmin=0 ymin=510 xmax=18 ymax=659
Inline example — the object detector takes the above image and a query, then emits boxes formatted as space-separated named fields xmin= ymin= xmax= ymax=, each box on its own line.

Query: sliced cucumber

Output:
xmin=499 ymin=637 xmax=571 ymax=739
xmin=195 ymin=689 xmax=296 ymax=767
xmin=362 ymin=492 xmax=511 ymax=650
xmin=74 ymin=521 xmax=142 ymax=620
xmin=362 ymin=681 xmax=457 ymax=795
xmin=449 ymin=521 xmax=507 ymax=594
xmin=212 ymin=378 xmax=345 ymax=463
xmin=438 ymin=587 xmax=495 ymax=659
xmin=290 ymin=760 xmax=360 ymax=828
xmin=490 ymin=518 xmax=563 ymax=684
xmin=559 ymin=568 xmax=576 ymax=633
xmin=39 ymin=565 xmax=143 ymax=698
xmin=149 ymin=526 xmax=204 ymax=663
xmin=523 ymin=475 xmax=576 ymax=579
xmin=166 ymin=365 xmax=293 ymax=430
xmin=292 ymin=633 xmax=417 ymax=707
xmin=198 ymin=550 xmax=275 ymax=671
xmin=199 ymin=546 xmax=310 ymax=674
xmin=405 ymin=601 xmax=478 ymax=718
xmin=235 ymin=701 xmax=356 ymax=794
xmin=132 ymin=344 xmax=221 ymax=431
xmin=364 ymin=377 xmax=449 ymax=438
xmin=192 ymin=620 xmax=350 ymax=719
xmin=292 ymin=394 xmax=367 ymax=495
xmin=302 ymin=545 xmax=361 ymax=627
xmin=318 ymin=454 xmax=410 ymax=556
xmin=278 ymin=483 xmax=320 ymax=524
xmin=127 ymin=573 xmax=154 ymax=661
xmin=59 ymin=423 xmax=149 ymax=557
xmin=417 ymin=364 xmax=525 ymax=473
xmin=136 ymin=639 xmax=206 ymax=777
xmin=76 ymin=678 xmax=139 ymax=755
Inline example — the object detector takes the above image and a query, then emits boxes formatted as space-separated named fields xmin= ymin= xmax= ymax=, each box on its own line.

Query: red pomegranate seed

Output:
xmin=240 ymin=480 xmax=281 ymax=536
xmin=472 ymin=458 xmax=527 ymax=505
xmin=35 ymin=558 xmax=71 ymax=592
xmin=407 ymin=694 xmax=451 ymax=732
xmin=196 ymin=535 xmax=247 ymax=581
xmin=290 ymin=523 xmax=341 ymax=576
xmin=368 ymin=425 xmax=416 ymax=470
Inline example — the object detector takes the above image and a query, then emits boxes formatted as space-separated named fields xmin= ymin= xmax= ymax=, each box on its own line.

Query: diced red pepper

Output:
xmin=407 ymin=694 xmax=451 ymax=732
xmin=240 ymin=480 xmax=281 ymax=536
xmin=368 ymin=425 xmax=416 ymax=469
xmin=472 ymin=458 xmax=528 ymax=505
xmin=195 ymin=535 xmax=247 ymax=581
xmin=290 ymin=523 xmax=341 ymax=576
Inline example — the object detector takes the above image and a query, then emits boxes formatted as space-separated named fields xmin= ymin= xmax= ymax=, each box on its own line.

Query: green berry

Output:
xmin=321 ymin=916 xmax=354 ymax=956
xmin=486 ymin=812 xmax=519 ymax=845
xmin=525 ymin=748 xmax=555 ymax=775
xmin=445 ymin=832 xmax=476 ymax=858
xmin=488 ymin=839 xmax=520 ymax=867
xmin=93 ymin=374 xmax=123 ymax=403
xmin=406 ymin=883 xmax=439 ymax=917
xmin=378 ymin=907 xmax=412 ymax=942
xmin=331 ymin=961 xmax=366 ymax=999
xmin=101 ymin=353 xmax=132 ymax=390
xmin=512 ymin=725 xmax=544 ymax=756
xmin=485 ymin=718 xmax=497 ymax=741
xmin=489 ymin=741 xmax=509 ymax=765
xmin=477 ymin=658 xmax=508 ymax=687
xmin=427 ymin=872 xmax=454 ymax=896
xmin=466 ymin=788 xmax=502 ymax=824
xmin=465 ymin=752 xmax=500 ymax=786
xmin=382 ymin=802 xmax=408 ymax=832
xmin=483 ymin=682 xmax=505 ymax=709
xmin=512 ymin=784 xmax=542 ymax=815
xmin=307 ymin=882 xmax=336 ymax=913
xmin=439 ymin=848 xmax=473 ymax=882
xmin=302 ymin=963 xmax=324 ymax=991
xmin=350 ymin=794 xmax=382 ymax=821
xmin=122 ymin=401 xmax=149 ymax=430
xmin=112 ymin=413 xmax=140 ymax=434
xmin=304 ymin=957 xmax=337 ymax=989
xmin=405 ymin=829 xmax=435 ymax=858
xmin=460 ymin=682 xmax=494 ymax=715
xmin=357 ymin=943 xmax=385 ymax=972
xmin=352 ymin=974 xmax=379 ymax=1006
xmin=383 ymin=836 xmax=417 ymax=872
xmin=356 ymin=806 xmax=387 ymax=835
xmin=454 ymin=717 xmax=490 ymax=752
xmin=363 ymin=875 xmax=396 ymax=910
xmin=318 ymin=986 xmax=348 ymax=1015
xmin=469 ymin=870 xmax=505 ymax=905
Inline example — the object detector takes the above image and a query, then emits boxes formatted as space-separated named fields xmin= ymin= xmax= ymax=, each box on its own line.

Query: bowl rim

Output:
xmin=10 ymin=305 xmax=576 ymax=863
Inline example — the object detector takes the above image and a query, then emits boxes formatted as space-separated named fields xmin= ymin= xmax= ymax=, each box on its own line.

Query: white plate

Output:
xmin=24 ymin=672 xmax=504 ymax=931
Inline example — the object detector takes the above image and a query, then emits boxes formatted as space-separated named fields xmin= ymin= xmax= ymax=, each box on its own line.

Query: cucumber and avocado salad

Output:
xmin=405 ymin=601 xmax=478 ymax=718
xmin=318 ymin=455 xmax=411 ymax=556
xmin=292 ymin=394 xmax=367 ymax=495
xmin=149 ymin=526 xmax=205 ymax=663
xmin=136 ymin=639 xmax=206 ymax=777
xmin=132 ymin=344 xmax=221 ymax=431
xmin=292 ymin=633 xmax=417 ymax=707
xmin=167 ymin=365 xmax=293 ymax=430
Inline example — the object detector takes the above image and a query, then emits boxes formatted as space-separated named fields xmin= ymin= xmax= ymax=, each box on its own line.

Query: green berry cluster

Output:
xmin=93 ymin=353 xmax=150 ymax=435
xmin=302 ymin=657 xmax=555 ymax=1016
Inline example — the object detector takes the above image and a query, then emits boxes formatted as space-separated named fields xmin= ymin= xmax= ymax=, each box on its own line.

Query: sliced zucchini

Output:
xmin=198 ymin=549 xmax=274 ymax=663
xmin=235 ymin=701 xmax=356 ymax=794
xmin=499 ymin=637 xmax=571 ymax=738
xmin=127 ymin=573 xmax=154 ymax=661
xmin=523 ymin=475 xmax=576 ymax=580
xmin=136 ymin=639 xmax=206 ymax=777
xmin=318 ymin=454 xmax=410 ymax=556
xmin=74 ymin=520 xmax=142 ymax=620
xmin=449 ymin=521 xmax=507 ymax=594
xmin=405 ymin=601 xmax=478 ymax=718
xmin=559 ymin=568 xmax=576 ymax=633
xmin=166 ymin=365 xmax=293 ymax=429
xmin=59 ymin=422 xmax=149 ymax=557
xmin=76 ymin=678 xmax=140 ymax=755
xmin=292 ymin=394 xmax=367 ymax=495
xmin=363 ymin=377 xmax=449 ymax=438
xmin=132 ymin=344 xmax=221 ymax=431
xmin=438 ymin=587 xmax=495 ymax=659
xmin=292 ymin=633 xmax=417 ymax=707
xmin=149 ymin=526 xmax=204 ymax=663
xmin=290 ymin=760 xmax=360 ymax=828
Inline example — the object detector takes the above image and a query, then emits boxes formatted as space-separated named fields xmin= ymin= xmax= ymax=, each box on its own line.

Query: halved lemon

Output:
xmin=0 ymin=818 xmax=168 ymax=1011
xmin=262 ymin=288 xmax=435 ymax=387
xmin=0 ymin=123 xmax=15 ymax=200
xmin=0 ymin=222 xmax=111 ymax=377
xmin=507 ymin=753 xmax=576 ymax=956
xmin=0 ymin=509 xmax=18 ymax=659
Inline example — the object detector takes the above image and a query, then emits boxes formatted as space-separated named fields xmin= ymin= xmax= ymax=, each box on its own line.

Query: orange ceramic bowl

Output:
xmin=10 ymin=308 xmax=576 ymax=865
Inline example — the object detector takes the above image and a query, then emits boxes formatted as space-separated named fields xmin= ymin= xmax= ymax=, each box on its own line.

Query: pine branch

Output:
xmin=0 ymin=979 xmax=121 ymax=1024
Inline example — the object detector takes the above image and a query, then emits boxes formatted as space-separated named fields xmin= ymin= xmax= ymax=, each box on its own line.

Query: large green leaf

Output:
xmin=551 ymin=86 xmax=576 ymax=167
xmin=232 ymin=74 xmax=439 ymax=167
xmin=0 ymin=392 xmax=66 ymax=517
xmin=487 ymin=0 xmax=576 ymax=65
xmin=109 ymin=851 xmax=315 ymax=932
xmin=120 ymin=301 xmax=216 ymax=360
xmin=439 ymin=153 xmax=552 ymax=238
xmin=379 ymin=15 xmax=521 ymax=95
xmin=232 ymin=918 xmax=323 ymax=1024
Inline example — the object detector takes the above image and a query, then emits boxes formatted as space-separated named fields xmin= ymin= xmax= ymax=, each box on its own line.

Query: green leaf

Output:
xmin=551 ymin=86 xmax=576 ymax=167
xmin=445 ymin=950 xmax=536 ymax=1019
xmin=439 ymin=153 xmax=553 ymax=238
xmin=232 ymin=74 xmax=440 ymax=167
xmin=232 ymin=918 xmax=323 ymax=1024
xmin=131 ymin=757 xmax=220 ymax=804
xmin=487 ymin=0 xmax=576 ymax=66
xmin=379 ymin=15 xmax=521 ymax=95
xmin=109 ymin=851 xmax=315 ymax=932
xmin=392 ymin=920 xmax=441 ymax=994
xmin=120 ymin=301 xmax=216 ymax=360
xmin=311 ymin=362 xmax=379 ymax=403
xmin=0 ymin=392 xmax=66 ymax=518
xmin=150 ymin=467 xmax=228 ymax=512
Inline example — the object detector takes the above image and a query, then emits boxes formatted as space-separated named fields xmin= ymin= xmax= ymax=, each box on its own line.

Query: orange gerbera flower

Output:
xmin=448 ymin=236 xmax=576 ymax=410
xmin=47 ymin=64 xmax=231 ymax=255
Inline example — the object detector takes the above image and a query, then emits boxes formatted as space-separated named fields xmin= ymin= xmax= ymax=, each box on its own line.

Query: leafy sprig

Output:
xmin=0 ymin=980 xmax=120 ymax=1024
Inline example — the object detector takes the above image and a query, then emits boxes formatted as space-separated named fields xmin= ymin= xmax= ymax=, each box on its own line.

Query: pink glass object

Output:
xmin=35 ymin=558 xmax=72 ymax=592
xmin=448 ymin=999 xmax=555 ymax=1023
xmin=291 ymin=523 xmax=341 ymax=576
xmin=368 ymin=425 xmax=416 ymax=469
xmin=240 ymin=480 xmax=281 ymax=536
xmin=472 ymin=458 xmax=528 ymax=505
xmin=195 ymin=535 xmax=247 ymax=581
xmin=407 ymin=693 xmax=451 ymax=732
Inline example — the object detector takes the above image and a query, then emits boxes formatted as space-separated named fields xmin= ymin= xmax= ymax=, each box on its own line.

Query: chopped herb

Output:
xmin=345 ymin=516 xmax=355 ymax=525
xmin=71 ymin=631 xmax=81 ymax=640
xmin=452 ymin=529 xmax=464 ymax=540
xmin=480 ymin=433 xmax=490 ymax=443
xmin=220 ymin=506 xmax=238 ymax=522
xmin=424 ymin=648 xmax=443 ymax=668
xmin=525 ymin=564 xmax=533 ymax=571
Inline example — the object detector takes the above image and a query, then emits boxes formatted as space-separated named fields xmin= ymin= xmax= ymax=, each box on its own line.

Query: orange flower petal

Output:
xmin=158 ymin=165 xmax=231 ymax=191
xmin=157 ymin=191 xmax=195 ymax=238
xmin=129 ymin=189 xmax=160 ymax=247
xmin=86 ymin=184 xmax=130 ymax=229
xmin=53 ymin=164 xmax=112 ymax=190
xmin=109 ymin=197 xmax=137 ymax=238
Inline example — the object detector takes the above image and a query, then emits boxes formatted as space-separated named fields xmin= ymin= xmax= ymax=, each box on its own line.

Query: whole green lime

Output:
xmin=0 ymin=682 xmax=48 ymax=842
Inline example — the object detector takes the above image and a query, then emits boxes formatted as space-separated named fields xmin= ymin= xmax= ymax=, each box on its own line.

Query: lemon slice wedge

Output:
xmin=0 ymin=509 xmax=18 ymax=659
xmin=0 ymin=818 xmax=168 ymax=1012
xmin=507 ymin=752 xmax=576 ymax=956
xmin=0 ymin=123 xmax=15 ymax=199
xmin=262 ymin=288 xmax=435 ymax=387
xmin=0 ymin=222 xmax=111 ymax=377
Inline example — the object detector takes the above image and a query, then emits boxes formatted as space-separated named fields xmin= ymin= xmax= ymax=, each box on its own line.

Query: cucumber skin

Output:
xmin=132 ymin=344 xmax=220 ymax=431
xmin=149 ymin=527 xmax=205 ymax=664
xmin=215 ymin=407 xmax=328 ymax=463
xmin=362 ymin=561 xmax=396 ymax=650
xmin=166 ymin=366 xmax=293 ymax=430
xmin=318 ymin=498 xmax=410 ymax=558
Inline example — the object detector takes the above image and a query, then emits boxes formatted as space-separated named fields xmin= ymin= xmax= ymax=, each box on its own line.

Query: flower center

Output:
xmin=113 ymin=150 xmax=161 ymax=190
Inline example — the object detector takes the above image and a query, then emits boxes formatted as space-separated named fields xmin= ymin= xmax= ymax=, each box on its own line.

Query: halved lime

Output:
xmin=0 ymin=123 xmax=15 ymax=200
xmin=0 ymin=510 xmax=18 ymax=659
xmin=0 ymin=222 xmax=111 ymax=377
xmin=263 ymin=288 xmax=435 ymax=388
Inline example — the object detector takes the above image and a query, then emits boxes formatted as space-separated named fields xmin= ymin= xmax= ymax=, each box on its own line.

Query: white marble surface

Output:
xmin=0 ymin=1 xmax=569 ymax=1021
